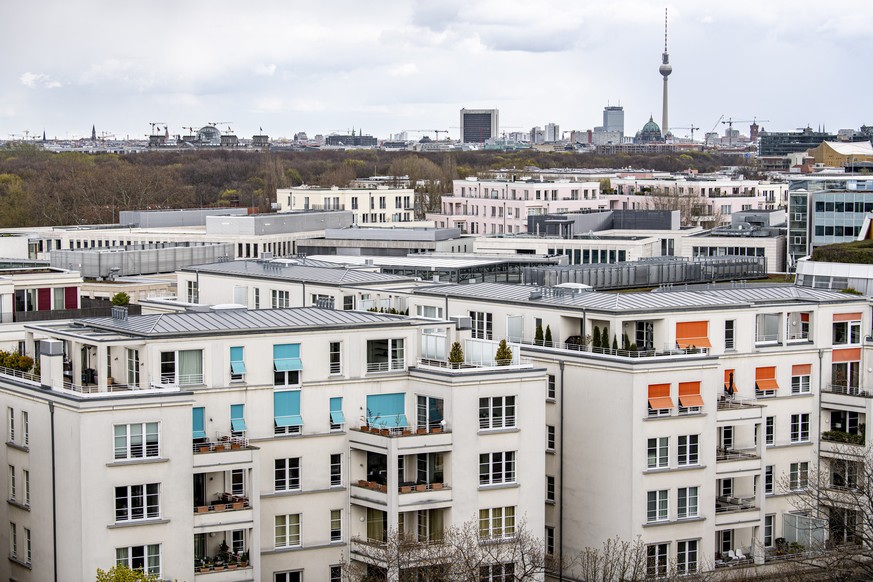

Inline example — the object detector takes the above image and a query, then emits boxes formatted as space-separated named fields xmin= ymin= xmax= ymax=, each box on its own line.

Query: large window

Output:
xmin=116 ymin=544 xmax=161 ymax=576
xmin=676 ymin=540 xmax=698 ymax=575
xmin=647 ymin=543 xmax=668 ymax=577
xmin=479 ymin=451 xmax=516 ymax=485
xmin=366 ymin=338 xmax=405 ymax=372
xmin=274 ymin=391 xmax=302 ymax=435
xmin=833 ymin=319 xmax=861 ymax=345
xmin=275 ymin=514 xmax=301 ymax=548
xmin=275 ymin=458 xmax=301 ymax=492
xmin=159 ymin=350 xmax=203 ymax=385
xmin=791 ymin=364 xmax=811 ymax=394
xmin=791 ymin=413 xmax=810 ymax=442
xmin=479 ymin=506 xmax=515 ymax=539
xmin=126 ymin=349 xmax=139 ymax=386
xmin=470 ymin=311 xmax=493 ymax=340
xmin=678 ymin=487 xmax=699 ymax=519
xmin=115 ymin=484 xmax=160 ymax=522
xmin=480 ymin=563 xmax=515 ymax=582
xmin=417 ymin=395 xmax=444 ymax=431
xmin=647 ymin=490 xmax=668 ymax=523
xmin=790 ymin=462 xmax=809 ymax=490
xmin=330 ymin=453 xmax=342 ymax=487
xmin=330 ymin=509 xmax=342 ymax=542
xmin=678 ymin=435 xmax=699 ymax=466
xmin=366 ymin=393 xmax=408 ymax=429
xmin=329 ymin=342 xmax=342 ymax=375
xmin=114 ymin=423 xmax=159 ymax=460
xmin=647 ymin=437 xmax=668 ymax=469
xmin=271 ymin=289 xmax=290 ymax=309
xmin=479 ymin=396 xmax=516 ymax=430
xmin=273 ymin=344 xmax=302 ymax=386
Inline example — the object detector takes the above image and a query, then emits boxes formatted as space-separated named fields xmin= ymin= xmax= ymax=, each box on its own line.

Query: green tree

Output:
xmin=95 ymin=565 xmax=160 ymax=582
xmin=448 ymin=341 xmax=464 ymax=365
xmin=535 ymin=324 xmax=544 ymax=346
xmin=111 ymin=292 xmax=130 ymax=306
xmin=544 ymin=325 xmax=553 ymax=347
xmin=612 ymin=335 xmax=618 ymax=352
xmin=495 ymin=339 xmax=513 ymax=365
xmin=592 ymin=326 xmax=601 ymax=350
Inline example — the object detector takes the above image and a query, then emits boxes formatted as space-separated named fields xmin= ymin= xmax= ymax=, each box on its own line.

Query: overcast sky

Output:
xmin=1 ymin=0 xmax=870 ymax=141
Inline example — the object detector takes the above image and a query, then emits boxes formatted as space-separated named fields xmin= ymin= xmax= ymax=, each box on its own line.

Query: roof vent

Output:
xmin=529 ymin=290 xmax=543 ymax=300
xmin=111 ymin=306 xmax=128 ymax=320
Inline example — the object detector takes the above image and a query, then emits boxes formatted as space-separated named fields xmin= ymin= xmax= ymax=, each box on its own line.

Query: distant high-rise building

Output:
xmin=91 ymin=124 xmax=96 ymax=142
xmin=544 ymin=123 xmax=560 ymax=142
xmin=659 ymin=9 xmax=672 ymax=136
xmin=529 ymin=126 xmax=545 ymax=144
xmin=603 ymin=106 xmax=624 ymax=136
xmin=460 ymin=108 xmax=498 ymax=143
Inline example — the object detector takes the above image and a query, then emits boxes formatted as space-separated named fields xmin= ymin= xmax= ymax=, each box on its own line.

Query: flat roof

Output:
xmin=182 ymin=260 xmax=416 ymax=285
xmin=308 ymin=254 xmax=560 ymax=270
xmin=29 ymin=307 xmax=426 ymax=340
xmin=414 ymin=282 xmax=863 ymax=315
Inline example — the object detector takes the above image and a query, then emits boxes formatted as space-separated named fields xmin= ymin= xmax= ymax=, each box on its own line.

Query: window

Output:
xmin=764 ymin=514 xmax=775 ymax=547
xmin=765 ymin=465 xmax=774 ymax=494
xmin=677 ymin=435 xmax=699 ymax=466
xmin=330 ymin=509 xmax=342 ymax=542
xmin=545 ymin=527 xmax=555 ymax=555
xmin=719 ymin=529 xmax=733 ymax=555
xmin=833 ymin=319 xmax=861 ymax=345
xmin=9 ymin=522 xmax=16 ymax=559
xmin=231 ymin=529 xmax=245 ymax=554
xmin=22 ymin=470 xmax=29 ymax=506
xmin=329 ymin=342 xmax=342 ymax=375
xmin=678 ymin=487 xmax=699 ymax=518
xmin=274 ymin=391 xmax=302 ymax=435
xmin=21 ymin=411 xmax=29 ymax=446
xmin=417 ymin=395 xmax=444 ymax=431
xmin=160 ymin=349 xmax=203 ymax=385
xmin=275 ymin=514 xmax=301 ymax=548
xmin=416 ymin=305 xmax=444 ymax=319
xmin=7 ymin=407 xmax=13 ymax=442
xmin=231 ymin=469 xmax=244 ymax=496
xmin=329 ymin=397 xmax=345 ymax=431
xmin=330 ymin=453 xmax=342 ymax=486
xmin=184 ymin=280 xmax=200 ymax=304
xmin=366 ymin=338 xmax=405 ymax=372
xmin=765 ymin=417 xmax=775 ymax=445
xmin=230 ymin=346 xmax=246 ymax=381
xmin=116 ymin=544 xmax=161 ymax=576
xmin=126 ymin=349 xmax=139 ymax=386
xmin=275 ymin=458 xmax=301 ymax=492
xmin=23 ymin=527 xmax=30 ymax=565
xmin=479 ymin=451 xmax=516 ymax=485
xmin=648 ymin=437 xmax=669 ymax=469
xmin=470 ymin=311 xmax=493 ymax=340
xmin=271 ymin=289 xmax=290 ymax=309
xmin=366 ymin=393 xmax=408 ymax=429
xmin=115 ymin=484 xmax=160 ymax=522
xmin=253 ymin=288 xmax=260 ymax=309
xmin=791 ymin=413 xmax=810 ymax=442
xmin=273 ymin=343 xmax=302 ymax=386
xmin=343 ymin=295 xmax=355 ymax=310
xmin=480 ymin=563 xmax=515 ymax=582
xmin=546 ymin=476 xmax=555 ymax=502
xmin=547 ymin=374 xmax=556 ymax=399
xmin=546 ymin=425 xmax=556 ymax=451
xmin=114 ymin=423 xmax=159 ymax=460
xmin=647 ymin=543 xmax=668 ymax=577
xmin=479 ymin=506 xmax=515 ymax=539
xmin=676 ymin=540 xmax=698 ymax=575
xmin=791 ymin=364 xmax=811 ymax=394
xmin=231 ymin=404 xmax=247 ymax=435
xmin=790 ymin=462 xmax=809 ymax=490
xmin=330 ymin=565 xmax=342 ymax=582
xmin=479 ymin=396 xmax=516 ymax=430
xmin=8 ymin=466 xmax=14 ymax=501
xmin=647 ymin=490 xmax=668 ymax=523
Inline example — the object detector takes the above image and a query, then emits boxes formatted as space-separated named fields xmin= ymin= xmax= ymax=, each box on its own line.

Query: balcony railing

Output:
xmin=755 ymin=334 xmax=780 ymax=344
xmin=717 ymin=397 xmax=761 ymax=410
xmin=193 ymin=433 xmax=250 ymax=454
xmin=516 ymin=337 xmax=708 ymax=358
xmin=821 ymin=431 xmax=865 ymax=446
xmin=715 ymin=495 xmax=757 ymax=513
xmin=416 ymin=358 xmax=529 ymax=371
xmin=716 ymin=448 xmax=760 ymax=462
xmin=366 ymin=359 xmax=405 ymax=373
xmin=0 ymin=365 xmax=39 ymax=384
xmin=823 ymin=384 xmax=871 ymax=397
xmin=787 ymin=331 xmax=810 ymax=342
xmin=357 ymin=425 xmax=448 ymax=437
xmin=156 ymin=373 xmax=204 ymax=388
xmin=194 ymin=493 xmax=250 ymax=514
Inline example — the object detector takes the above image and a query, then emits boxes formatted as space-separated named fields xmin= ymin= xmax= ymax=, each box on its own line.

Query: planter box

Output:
xmin=432 ymin=483 xmax=444 ymax=490
xmin=416 ymin=484 xmax=427 ymax=492
xmin=367 ymin=482 xmax=379 ymax=490
xmin=358 ymin=479 xmax=369 ymax=488
xmin=416 ymin=428 xmax=427 ymax=435
xmin=196 ymin=506 xmax=210 ymax=513
xmin=231 ymin=443 xmax=241 ymax=450
xmin=198 ymin=445 xmax=211 ymax=453
xmin=232 ymin=501 xmax=245 ymax=510
xmin=430 ymin=427 xmax=442 ymax=434
xmin=400 ymin=486 xmax=412 ymax=493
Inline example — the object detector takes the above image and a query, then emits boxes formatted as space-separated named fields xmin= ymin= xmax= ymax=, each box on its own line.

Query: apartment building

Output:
xmin=0 ymin=306 xmax=546 ymax=581
xmin=276 ymin=186 xmax=416 ymax=225
xmin=405 ymin=282 xmax=869 ymax=574
xmin=427 ymin=178 xmax=604 ymax=235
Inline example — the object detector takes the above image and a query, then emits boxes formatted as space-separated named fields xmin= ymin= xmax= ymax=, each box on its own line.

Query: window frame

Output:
xmin=648 ymin=437 xmax=669 ymax=469
xmin=677 ymin=486 xmax=699 ymax=519
xmin=329 ymin=341 xmax=342 ymax=375
xmin=479 ymin=396 xmax=516 ymax=430
xmin=647 ymin=543 xmax=669 ymax=577
xmin=114 ymin=483 xmax=160 ymax=522
xmin=479 ymin=451 xmax=516 ymax=486
xmin=790 ymin=461 xmax=809 ymax=490
xmin=677 ymin=434 xmax=699 ymax=466
xmin=676 ymin=539 xmax=698 ymax=575
xmin=479 ymin=506 xmax=516 ymax=539
xmin=275 ymin=514 xmax=302 ymax=548
xmin=330 ymin=509 xmax=343 ymax=542
xmin=113 ymin=422 xmax=160 ymax=461
xmin=275 ymin=458 xmax=301 ymax=492
xmin=116 ymin=544 xmax=161 ymax=577
xmin=790 ymin=413 xmax=810 ymax=442
xmin=330 ymin=453 xmax=342 ymax=487
xmin=647 ymin=490 xmax=669 ymax=523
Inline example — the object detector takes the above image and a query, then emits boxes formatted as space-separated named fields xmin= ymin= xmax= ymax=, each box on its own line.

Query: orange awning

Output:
xmin=724 ymin=369 xmax=736 ymax=391
xmin=678 ymin=381 xmax=704 ymax=407
xmin=755 ymin=366 xmax=778 ymax=391
xmin=648 ymin=397 xmax=674 ymax=410
xmin=756 ymin=378 xmax=779 ymax=391
xmin=833 ymin=348 xmax=861 ymax=363
xmin=834 ymin=312 xmax=863 ymax=322
xmin=800 ymin=313 xmax=810 ymax=322
xmin=792 ymin=364 xmax=812 ymax=376
xmin=676 ymin=321 xmax=712 ymax=348
xmin=648 ymin=383 xmax=673 ymax=409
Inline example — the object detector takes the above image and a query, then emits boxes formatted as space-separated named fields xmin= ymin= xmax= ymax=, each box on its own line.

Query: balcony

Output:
xmin=194 ymin=565 xmax=252 ymax=580
xmin=415 ymin=358 xmax=532 ymax=373
xmin=716 ymin=398 xmax=764 ymax=423
xmin=194 ymin=493 xmax=254 ymax=529
xmin=151 ymin=373 xmax=204 ymax=389
xmin=823 ymin=384 xmax=872 ymax=398
xmin=195 ymin=493 xmax=251 ymax=514
xmin=351 ymin=480 xmax=453 ymax=509
xmin=366 ymin=359 xmax=406 ymax=374
xmin=716 ymin=448 xmax=762 ymax=474
xmin=519 ymin=337 xmax=709 ymax=359
xmin=0 ymin=365 xmax=182 ymax=399
xmin=192 ymin=433 xmax=255 ymax=469
xmin=715 ymin=496 xmax=759 ymax=526
xmin=350 ymin=426 xmax=453 ymax=454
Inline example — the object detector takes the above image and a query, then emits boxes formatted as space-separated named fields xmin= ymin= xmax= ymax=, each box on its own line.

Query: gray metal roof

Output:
xmin=415 ymin=282 xmax=867 ymax=314
xmin=308 ymin=253 xmax=560 ymax=269
xmin=182 ymin=260 xmax=415 ymax=285
xmin=63 ymin=307 xmax=419 ymax=338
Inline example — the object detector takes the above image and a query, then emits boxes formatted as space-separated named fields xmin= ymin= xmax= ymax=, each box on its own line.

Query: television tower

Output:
xmin=659 ymin=8 xmax=672 ymax=136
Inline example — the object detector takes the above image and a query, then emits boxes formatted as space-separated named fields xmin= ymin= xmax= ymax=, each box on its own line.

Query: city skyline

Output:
xmin=1 ymin=0 xmax=871 ymax=141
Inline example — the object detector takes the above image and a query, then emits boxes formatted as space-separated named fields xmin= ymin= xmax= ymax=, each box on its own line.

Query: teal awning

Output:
xmin=192 ymin=407 xmax=206 ymax=439
xmin=230 ymin=346 xmax=246 ymax=374
xmin=275 ymin=415 xmax=304 ymax=427
xmin=330 ymin=397 xmax=345 ymax=424
xmin=231 ymin=404 xmax=246 ymax=432
xmin=275 ymin=391 xmax=302 ymax=427
xmin=366 ymin=393 xmax=407 ymax=428
xmin=274 ymin=343 xmax=303 ymax=371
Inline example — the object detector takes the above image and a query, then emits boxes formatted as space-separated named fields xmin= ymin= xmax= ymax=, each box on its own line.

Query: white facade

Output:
xmin=277 ymin=186 xmax=415 ymax=225
xmin=428 ymin=179 xmax=604 ymax=235
xmin=0 ymin=307 xmax=546 ymax=581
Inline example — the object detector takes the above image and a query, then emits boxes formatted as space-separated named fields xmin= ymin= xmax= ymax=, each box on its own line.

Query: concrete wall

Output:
xmin=206 ymin=212 xmax=353 ymax=236
xmin=50 ymin=243 xmax=235 ymax=278
xmin=119 ymin=208 xmax=248 ymax=228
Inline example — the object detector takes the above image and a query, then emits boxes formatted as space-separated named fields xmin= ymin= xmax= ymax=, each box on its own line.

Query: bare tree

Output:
xmin=644 ymin=187 xmax=724 ymax=229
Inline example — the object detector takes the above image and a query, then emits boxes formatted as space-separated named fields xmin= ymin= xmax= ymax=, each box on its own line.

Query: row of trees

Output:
xmin=0 ymin=144 xmax=740 ymax=228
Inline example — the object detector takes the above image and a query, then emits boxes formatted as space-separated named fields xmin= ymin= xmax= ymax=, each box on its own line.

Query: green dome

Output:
xmin=635 ymin=115 xmax=664 ymax=143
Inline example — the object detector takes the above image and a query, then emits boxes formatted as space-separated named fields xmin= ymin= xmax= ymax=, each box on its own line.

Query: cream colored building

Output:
xmin=277 ymin=186 xmax=416 ymax=225
xmin=0 ymin=306 xmax=546 ymax=581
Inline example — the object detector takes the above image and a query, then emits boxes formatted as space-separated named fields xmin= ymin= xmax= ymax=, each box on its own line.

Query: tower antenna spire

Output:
xmin=664 ymin=7 xmax=668 ymax=52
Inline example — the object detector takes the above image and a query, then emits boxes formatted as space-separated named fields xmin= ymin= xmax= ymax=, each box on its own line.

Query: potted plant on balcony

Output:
xmin=495 ymin=339 xmax=512 ymax=366
xmin=535 ymin=324 xmax=544 ymax=346
xmin=400 ymin=484 xmax=412 ymax=493
xmin=196 ymin=504 xmax=210 ymax=513
xmin=432 ymin=482 xmax=444 ymax=491
xmin=198 ymin=443 xmax=211 ymax=453
xmin=198 ymin=557 xmax=212 ymax=572
xmin=416 ymin=483 xmax=427 ymax=492
xmin=232 ymin=498 xmax=245 ymax=510
xmin=239 ymin=551 xmax=249 ymax=568
xmin=448 ymin=341 xmax=464 ymax=368
xmin=544 ymin=325 xmax=553 ymax=347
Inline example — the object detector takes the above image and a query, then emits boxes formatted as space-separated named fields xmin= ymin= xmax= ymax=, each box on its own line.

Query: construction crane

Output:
xmin=403 ymin=129 xmax=450 ymax=140
xmin=149 ymin=122 xmax=167 ymax=136
xmin=671 ymin=125 xmax=700 ymax=142
xmin=721 ymin=117 xmax=769 ymax=146
xmin=705 ymin=115 xmax=724 ymax=146
xmin=209 ymin=122 xmax=234 ymax=134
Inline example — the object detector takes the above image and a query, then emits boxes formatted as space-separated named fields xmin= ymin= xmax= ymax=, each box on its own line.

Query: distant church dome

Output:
xmin=635 ymin=115 xmax=664 ymax=143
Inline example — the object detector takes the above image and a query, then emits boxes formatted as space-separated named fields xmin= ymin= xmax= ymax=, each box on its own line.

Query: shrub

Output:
xmin=448 ymin=341 xmax=464 ymax=364
xmin=110 ymin=292 xmax=130 ymax=306
xmin=0 ymin=351 xmax=33 ymax=372
xmin=592 ymin=326 xmax=601 ymax=349
xmin=544 ymin=325 xmax=553 ymax=347
xmin=495 ymin=339 xmax=513 ymax=365
xmin=534 ymin=324 xmax=544 ymax=346
xmin=612 ymin=335 xmax=618 ymax=351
